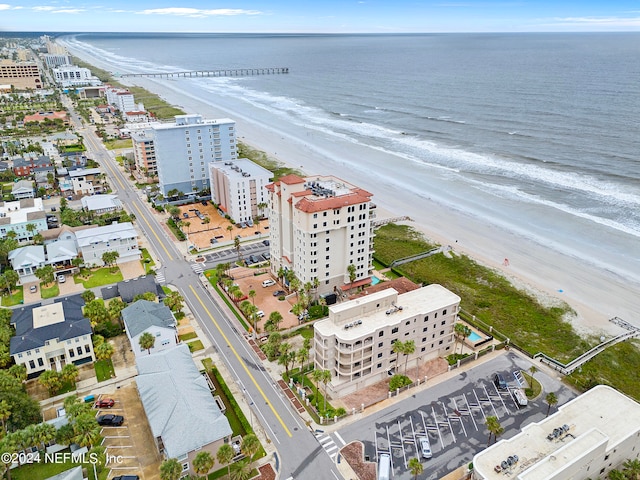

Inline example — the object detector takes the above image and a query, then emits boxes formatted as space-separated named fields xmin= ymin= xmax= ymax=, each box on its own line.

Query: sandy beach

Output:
xmin=67 ymin=45 xmax=639 ymax=337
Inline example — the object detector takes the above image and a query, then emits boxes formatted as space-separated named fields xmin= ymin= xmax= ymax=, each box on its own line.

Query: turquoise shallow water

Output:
xmin=468 ymin=331 xmax=482 ymax=342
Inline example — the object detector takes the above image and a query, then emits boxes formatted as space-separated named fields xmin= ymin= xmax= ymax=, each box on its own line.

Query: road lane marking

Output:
xmin=189 ymin=285 xmax=293 ymax=438
xmin=131 ymin=203 xmax=173 ymax=259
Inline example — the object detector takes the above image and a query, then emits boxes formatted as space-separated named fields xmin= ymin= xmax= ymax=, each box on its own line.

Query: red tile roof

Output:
xmin=278 ymin=174 xmax=306 ymax=185
xmin=295 ymin=190 xmax=372 ymax=213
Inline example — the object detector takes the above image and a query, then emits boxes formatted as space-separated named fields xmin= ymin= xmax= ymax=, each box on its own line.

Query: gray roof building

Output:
xmin=136 ymin=344 xmax=232 ymax=459
xmin=10 ymin=295 xmax=91 ymax=355
xmin=121 ymin=300 xmax=175 ymax=338
xmin=103 ymin=275 xmax=163 ymax=303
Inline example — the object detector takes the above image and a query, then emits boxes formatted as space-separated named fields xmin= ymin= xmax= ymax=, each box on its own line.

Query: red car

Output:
xmin=94 ymin=398 xmax=115 ymax=409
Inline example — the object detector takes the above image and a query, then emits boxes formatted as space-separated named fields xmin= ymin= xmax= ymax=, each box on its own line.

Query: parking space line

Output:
xmin=492 ymin=385 xmax=511 ymax=415
xmin=439 ymin=402 xmax=456 ymax=443
xmin=397 ymin=419 xmax=407 ymax=469
xmin=482 ymin=385 xmax=501 ymax=418
xmin=473 ymin=389 xmax=489 ymax=421
xmin=386 ymin=425 xmax=395 ymax=473
xmin=430 ymin=407 xmax=447 ymax=447
xmin=463 ymin=394 xmax=479 ymax=431
xmin=451 ymin=399 xmax=468 ymax=437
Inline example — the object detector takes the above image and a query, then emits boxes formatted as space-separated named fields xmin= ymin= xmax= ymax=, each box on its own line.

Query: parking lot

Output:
xmin=336 ymin=353 xmax=577 ymax=479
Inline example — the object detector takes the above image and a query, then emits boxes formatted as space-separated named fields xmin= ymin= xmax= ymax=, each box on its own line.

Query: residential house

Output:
xmin=314 ymin=285 xmax=461 ymax=397
xmin=12 ymin=155 xmax=52 ymax=177
xmin=74 ymin=222 xmax=140 ymax=267
xmin=136 ymin=344 xmax=232 ymax=475
xmin=472 ymin=385 xmax=640 ymax=480
xmin=8 ymin=245 xmax=46 ymax=280
xmin=101 ymin=275 xmax=164 ymax=303
xmin=124 ymin=111 xmax=148 ymax=123
xmin=0 ymin=198 xmax=48 ymax=242
xmin=10 ymin=295 xmax=94 ymax=378
xmin=11 ymin=179 xmax=35 ymax=199
xmin=122 ymin=300 xmax=178 ymax=356
xmin=68 ymin=168 xmax=104 ymax=196
xmin=105 ymin=87 xmax=135 ymax=112
xmin=80 ymin=194 xmax=122 ymax=214
xmin=33 ymin=166 xmax=56 ymax=191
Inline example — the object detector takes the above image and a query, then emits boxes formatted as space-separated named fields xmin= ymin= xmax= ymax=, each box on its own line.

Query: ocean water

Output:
xmin=60 ymin=32 xmax=640 ymax=284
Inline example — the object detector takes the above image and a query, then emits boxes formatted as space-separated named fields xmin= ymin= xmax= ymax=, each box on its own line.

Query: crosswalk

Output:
xmin=191 ymin=263 xmax=204 ymax=275
xmin=315 ymin=432 xmax=342 ymax=461
xmin=155 ymin=271 xmax=165 ymax=283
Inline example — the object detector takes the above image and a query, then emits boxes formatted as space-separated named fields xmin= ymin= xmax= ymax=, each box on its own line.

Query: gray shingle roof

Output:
xmin=9 ymin=295 xmax=92 ymax=355
xmin=113 ymin=275 xmax=160 ymax=304
xmin=121 ymin=300 xmax=175 ymax=338
xmin=136 ymin=344 xmax=232 ymax=459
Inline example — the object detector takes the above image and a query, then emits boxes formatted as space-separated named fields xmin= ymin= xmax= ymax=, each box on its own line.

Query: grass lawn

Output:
xmin=179 ymin=332 xmax=198 ymax=341
xmin=237 ymin=142 xmax=304 ymax=181
xmin=2 ymin=287 xmax=24 ymax=306
xmin=522 ymin=372 xmax=542 ymax=399
xmin=188 ymin=340 xmax=204 ymax=352
xmin=162 ymin=286 xmax=172 ymax=294
xmin=103 ymin=138 xmax=133 ymax=149
xmin=94 ymin=359 xmax=116 ymax=382
xmin=76 ymin=267 xmax=124 ymax=289
xmin=140 ymin=248 xmax=156 ymax=273
xmin=202 ymin=357 xmax=214 ymax=371
xmin=41 ymin=283 xmax=60 ymax=299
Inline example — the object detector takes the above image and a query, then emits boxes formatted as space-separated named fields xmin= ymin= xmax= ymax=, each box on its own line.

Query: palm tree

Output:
xmin=94 ymin=341 xmax=114 ymax=361
xmin=486 ymin=416 xmax=504 ymax=446
xmin=347 ymin=263 xmax=357 ymax=290
xmin=392 ymin=340 xmax=405 ymax=373
xmin=217 ymin=443 xmax=235 ymax=479
xmin=73 ymin=413 xmax=101 ymax=447
xmin=545 ymin=392 xmax=558 ymax=417
xmin=248 ymin=289 xmax=256 ymax=306
xmin=61 ymin=363 xmax=79 ymax=388
xmin=0 ymin=400 xmax=10 ymax=435
xmin=403 ymin=340 xmax=416 ymax=375
xmin=25 ymin=223 xmax=37 ymax=241
xmin=234 ymin=236 xmax=243 ymax=263
xmin=454 ymin=323 xmax=471 ymax=354
xmin=408 ymin=457 xmax=424 ymax=479
xmin=230 ymin=459 xmax=252 ymax=480
xmin=193 ymin=450 xmax=215 ymax=479
xmin=623 ymin=459 xmax=640 ymax=479
xmin=227 ymin=224 xmax=234 ymax=239
xmin=241 ymin=433 xmax=260 ymax=466
xmin=311 ymin=369 xmax=332 ymax=413
xmin=267 ymin=311 xmax=283 ymax=332
xmin=160 ymin=458 xmax=182 ymax=480
xmin=139 ymin=331 xmax=155 ymax=354
xmin=529 ymin=365 xmax=538 ymax=380
xmin=203 ymin=216 xmax=211 ymax=230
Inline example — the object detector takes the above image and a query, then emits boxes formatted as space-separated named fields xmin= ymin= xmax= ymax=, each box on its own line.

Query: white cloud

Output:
xmin=551 ymin=16 xmax=640 ymax=27
xmin=32 ymin=5 xmax=84 ymax=14
xmin=0 ymin=4 xmax=11 ymax=10
xmin=32 ymin=5 xmax=57 ymax=11
xmin=137 ymin=7 xmax=262 ymax=18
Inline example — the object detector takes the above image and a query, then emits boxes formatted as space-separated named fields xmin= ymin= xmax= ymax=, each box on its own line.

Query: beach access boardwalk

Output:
xmin=119 ymin=67 xmax=289 ymax=78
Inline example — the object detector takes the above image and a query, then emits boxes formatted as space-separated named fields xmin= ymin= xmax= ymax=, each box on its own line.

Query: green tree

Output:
xmin=107 ymin=298 xmax=126 ymax=323
xmin=133 ymin=291 xmax=156 ymax=302
xmin=347 ymin=263 xmax=357 ymax=289
xmin=0 ymin=371 xmax=41 ymax=431
xmin=89 ymin=445 xmax=107 ymax=474
xmin=248 ymin=289 xmax=256 ymax=306
xmin=389 ymin=374 xmax=412 ymax=391
xmin=7 ymin=364 xmax=26 ymax=383
xmin=163 ymin=291 xmax=184 ymax=313
xmin=486 ymin=416 xmax=504 ymax=446
xmin=402 ymin=340 xmax=416 ymax=375
xmin=101 ymin=250 xmax=119 ymax=269
xmin=241 ymin=433 xmax=260 ymax=465
xmin=623 ymin=459 xmax=640 ymax=479
xmin=216 ymin=443 xmax=235 ymax=479
xmin=193 ymin=450 xmax=215 ymax=479
xmin=408 ymin=457 xmax=424 ymax=479
xmin=202 ymin=216 xmax=211 ymax=230
xmin=81 ymin=289 xmax=96 ymax=303
xmin=61 ymin=363 xmax=79 ymax=388
xmin=2 ymin=270 xmax=18 ymax=294
xmin=392 ymin=340 xmax=405 ymax=372
xmin=265 ymin=311 xmax=283 ymax=332
xmin=39 ymin=370 xmax=62 ymax=396
xmin=227 ymin=224 xmax=234 ymax=239
xmin=545 ymin=392 xmax=558 ymax=417
xmin=278 ymin=342 xmax=294 ymax=376
xmin=94 ymin=341 xmax=114 ymax=361
xmin=529 ymin=365 xmax=538 ymax=379
xmin=0 ymin=400 xmax=10 ymax=435
xmin=454 ymin=322 xmax=471 ymax=354
xmin=139 ymin=331 xmax=155 ymax=354
xmin=25 ymin=223 xmax=37 ymax=240
xmin=34 ymin=264 xmax=55 ymax=286
xmin=230 ymin=459 xmax=251 ymax=480
xmin=234 ymin=235 xmax=242 ymax=263
xmin=160 ymin=457 xmax=182 ymax=480
xmin=83 ymin=299 xmax=110 ymax=326
xmin=73 ymin=413 xmax=101 ymax=447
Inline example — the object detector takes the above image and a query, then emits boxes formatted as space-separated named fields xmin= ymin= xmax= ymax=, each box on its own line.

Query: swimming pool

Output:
xmin=371 ymin=276 xmax=381 ymax=285
xmin=468 ymin=331 xmax=482 ymax=342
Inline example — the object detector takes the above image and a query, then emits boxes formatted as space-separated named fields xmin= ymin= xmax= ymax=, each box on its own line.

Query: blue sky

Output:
xmin=1 ymin=1 xmax=640 ymax=33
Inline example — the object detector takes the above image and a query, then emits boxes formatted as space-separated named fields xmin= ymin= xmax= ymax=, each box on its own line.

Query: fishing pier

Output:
xmin=118 ymin=67 xmax=289 ymax=78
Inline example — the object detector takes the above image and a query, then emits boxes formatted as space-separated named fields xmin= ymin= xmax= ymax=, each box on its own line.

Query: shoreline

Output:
xmin=63 ymin=44 xmax=639 ymax=337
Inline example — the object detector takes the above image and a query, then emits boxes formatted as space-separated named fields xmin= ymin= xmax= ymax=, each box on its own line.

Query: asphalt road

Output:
xmin=67 ymin=98 xmax=342 ymax=480
xmin=335 ymin=352 xmax=577 ymax=480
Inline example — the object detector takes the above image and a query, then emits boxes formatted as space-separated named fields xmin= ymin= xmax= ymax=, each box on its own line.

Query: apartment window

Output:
xmin=26 ymin=350 xmax=31 ymax=356
xmin=77 ymin=347 xmax=82 ymax=355
xmin=38 ymin=358 xmax=43 ymax=366
xmin=391 ymin=327 xmax=399 ymax=334
xmin=441 ymin=320 xmax=446 ymax=326
xmin=379 ymin=331 xmax=384 ymax=337
xmin=378 ymin=342 xmax=383 ymax=348
xmin=377 ymin=353 xmax=383 ymax=359
xmin=377 ymin=363 xmax=382 ymax=369
xmin=85 ymin=345 xmax=91 ymax=353
xmin=29 ymin=360 xmax=35 ymax=369
xmin=440 ymin=330 xmax=445 ymax=336
xmin=423 ymin=327 xmax=428 ymax=332
xmin=443 ymin=309 xmax=447 ymax=315
xmin=422 ymin=337 xmax=427 ymax=342
xmin=313 ymin=213 xmax=317 ymax=218
xmin=421 ymin=347 xmax=426 ymax=352
xmin=405 ymin=321 xmax=410 ymax=326
xmin=439 ymin=340 xmax=443 ymax=345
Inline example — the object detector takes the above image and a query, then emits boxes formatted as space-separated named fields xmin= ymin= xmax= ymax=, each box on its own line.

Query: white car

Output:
xmin=419 ymin=437 xmax=432 ymax=459
xmin=256 ymin=310 xmax=265 ymax=318
xmin=262 ymin=279 xmax=276 ymax=287
xmin=57 ymin=275 xmax=66 ymax=283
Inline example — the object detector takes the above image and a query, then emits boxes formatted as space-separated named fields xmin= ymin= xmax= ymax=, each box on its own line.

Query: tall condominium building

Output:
xmin=0 ymin=59 xmax=42 ymax=90
xmin=266 ymin=174 xmax=374 ymax=296
xmin=43 ymin=53 xmax=71 ymax=68
xmin=131 ymin=129 xmax=158 ymax=178
xmin=472 ymin=385 xmax=640 ymax=480
xmin=209 ymin=159 xmax=272 ymax=224
xmin=151 ymin=115 xmax=237 ymax=196
xmin=105 ymin=86 xmax=135 ymax=112
xmin=314 ymin=285 xmax=460 ymax=397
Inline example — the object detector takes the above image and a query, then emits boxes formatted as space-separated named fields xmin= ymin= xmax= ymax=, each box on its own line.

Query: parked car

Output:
xmin=273 ymin=290 xmax=286 ymax=297
xmin=113 ymin=476 xmax=140 ymax=480
xmin=94 ymin=398 xmax=115 ymax=409
xmin=183 ymin=212 xmax=189 ymax=218
xmin=262 ymin=279 xmax=276 ymax=287
xmin=97 ymin=414 xmax=124 ymax=426
xmin=248 ymin=255 xmax=259 ymax=264
xmin=262 ymin=252 xmax=271 ymax=260
xmin=493 ymin=373 xmax=508 ymax=391
xmin=262 ymin=239 xmax=270 ymax=246
xmin=419 ymin=436 xmax=432 ymax=459
xmin=29 ymin=285 xmax=37 ymax=293
xmin=256 ymin=310 xmax=265 ymax=318
xmin=57 ymin=275 xmax=66 ymax=284
xmin=201 ymin=200 xmax=208 ymax=206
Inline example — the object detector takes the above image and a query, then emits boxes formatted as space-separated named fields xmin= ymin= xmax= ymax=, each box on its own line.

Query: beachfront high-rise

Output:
xmin=143 ymin=115 xmax=237 ymax=197
xmin=314 ymin=285 xmax=460 ymax=397
xmin=266 ymin=174 xmax=374 ymax=296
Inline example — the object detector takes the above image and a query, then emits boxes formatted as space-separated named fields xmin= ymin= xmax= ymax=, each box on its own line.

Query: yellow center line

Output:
xmin=189 ymin=285 xmax=293 ymax=438
xmin=132 ymin=203 xmax=173 ymax=259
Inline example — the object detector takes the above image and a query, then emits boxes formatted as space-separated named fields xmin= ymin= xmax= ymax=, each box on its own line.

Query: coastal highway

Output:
xmin=67 ymin=99 xmax=342 ymax=480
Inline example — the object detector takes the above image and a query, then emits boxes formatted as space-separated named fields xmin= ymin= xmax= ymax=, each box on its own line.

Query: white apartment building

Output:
xmin=267 ymin=174 xmax=374 ymax=296
xmin=74 ymin=222 xmax=140 ymax=267
xmin=105 ymin=87 xmax=135 ymax=113
xmin=0 ymin=198 xmax=48 ymax=242
xmin=209 ymin=158 xmax=272 ymax=224
xmin=151 ymin=114 xmax=237 ymax=197
xmin=314 ymin=285 xmax=461 ymax=397
xmin=130 ymin=129 xmax=158 ymax=177
xmin=472 ymin=385 xmax=640 ymax=480
xmin=10 ymin=296 xmax=95 ymax=378
xmin=51 ymin=65 xmax=98 ymax=87
xmin=43 ymin=53 xmax=71 ymax=68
